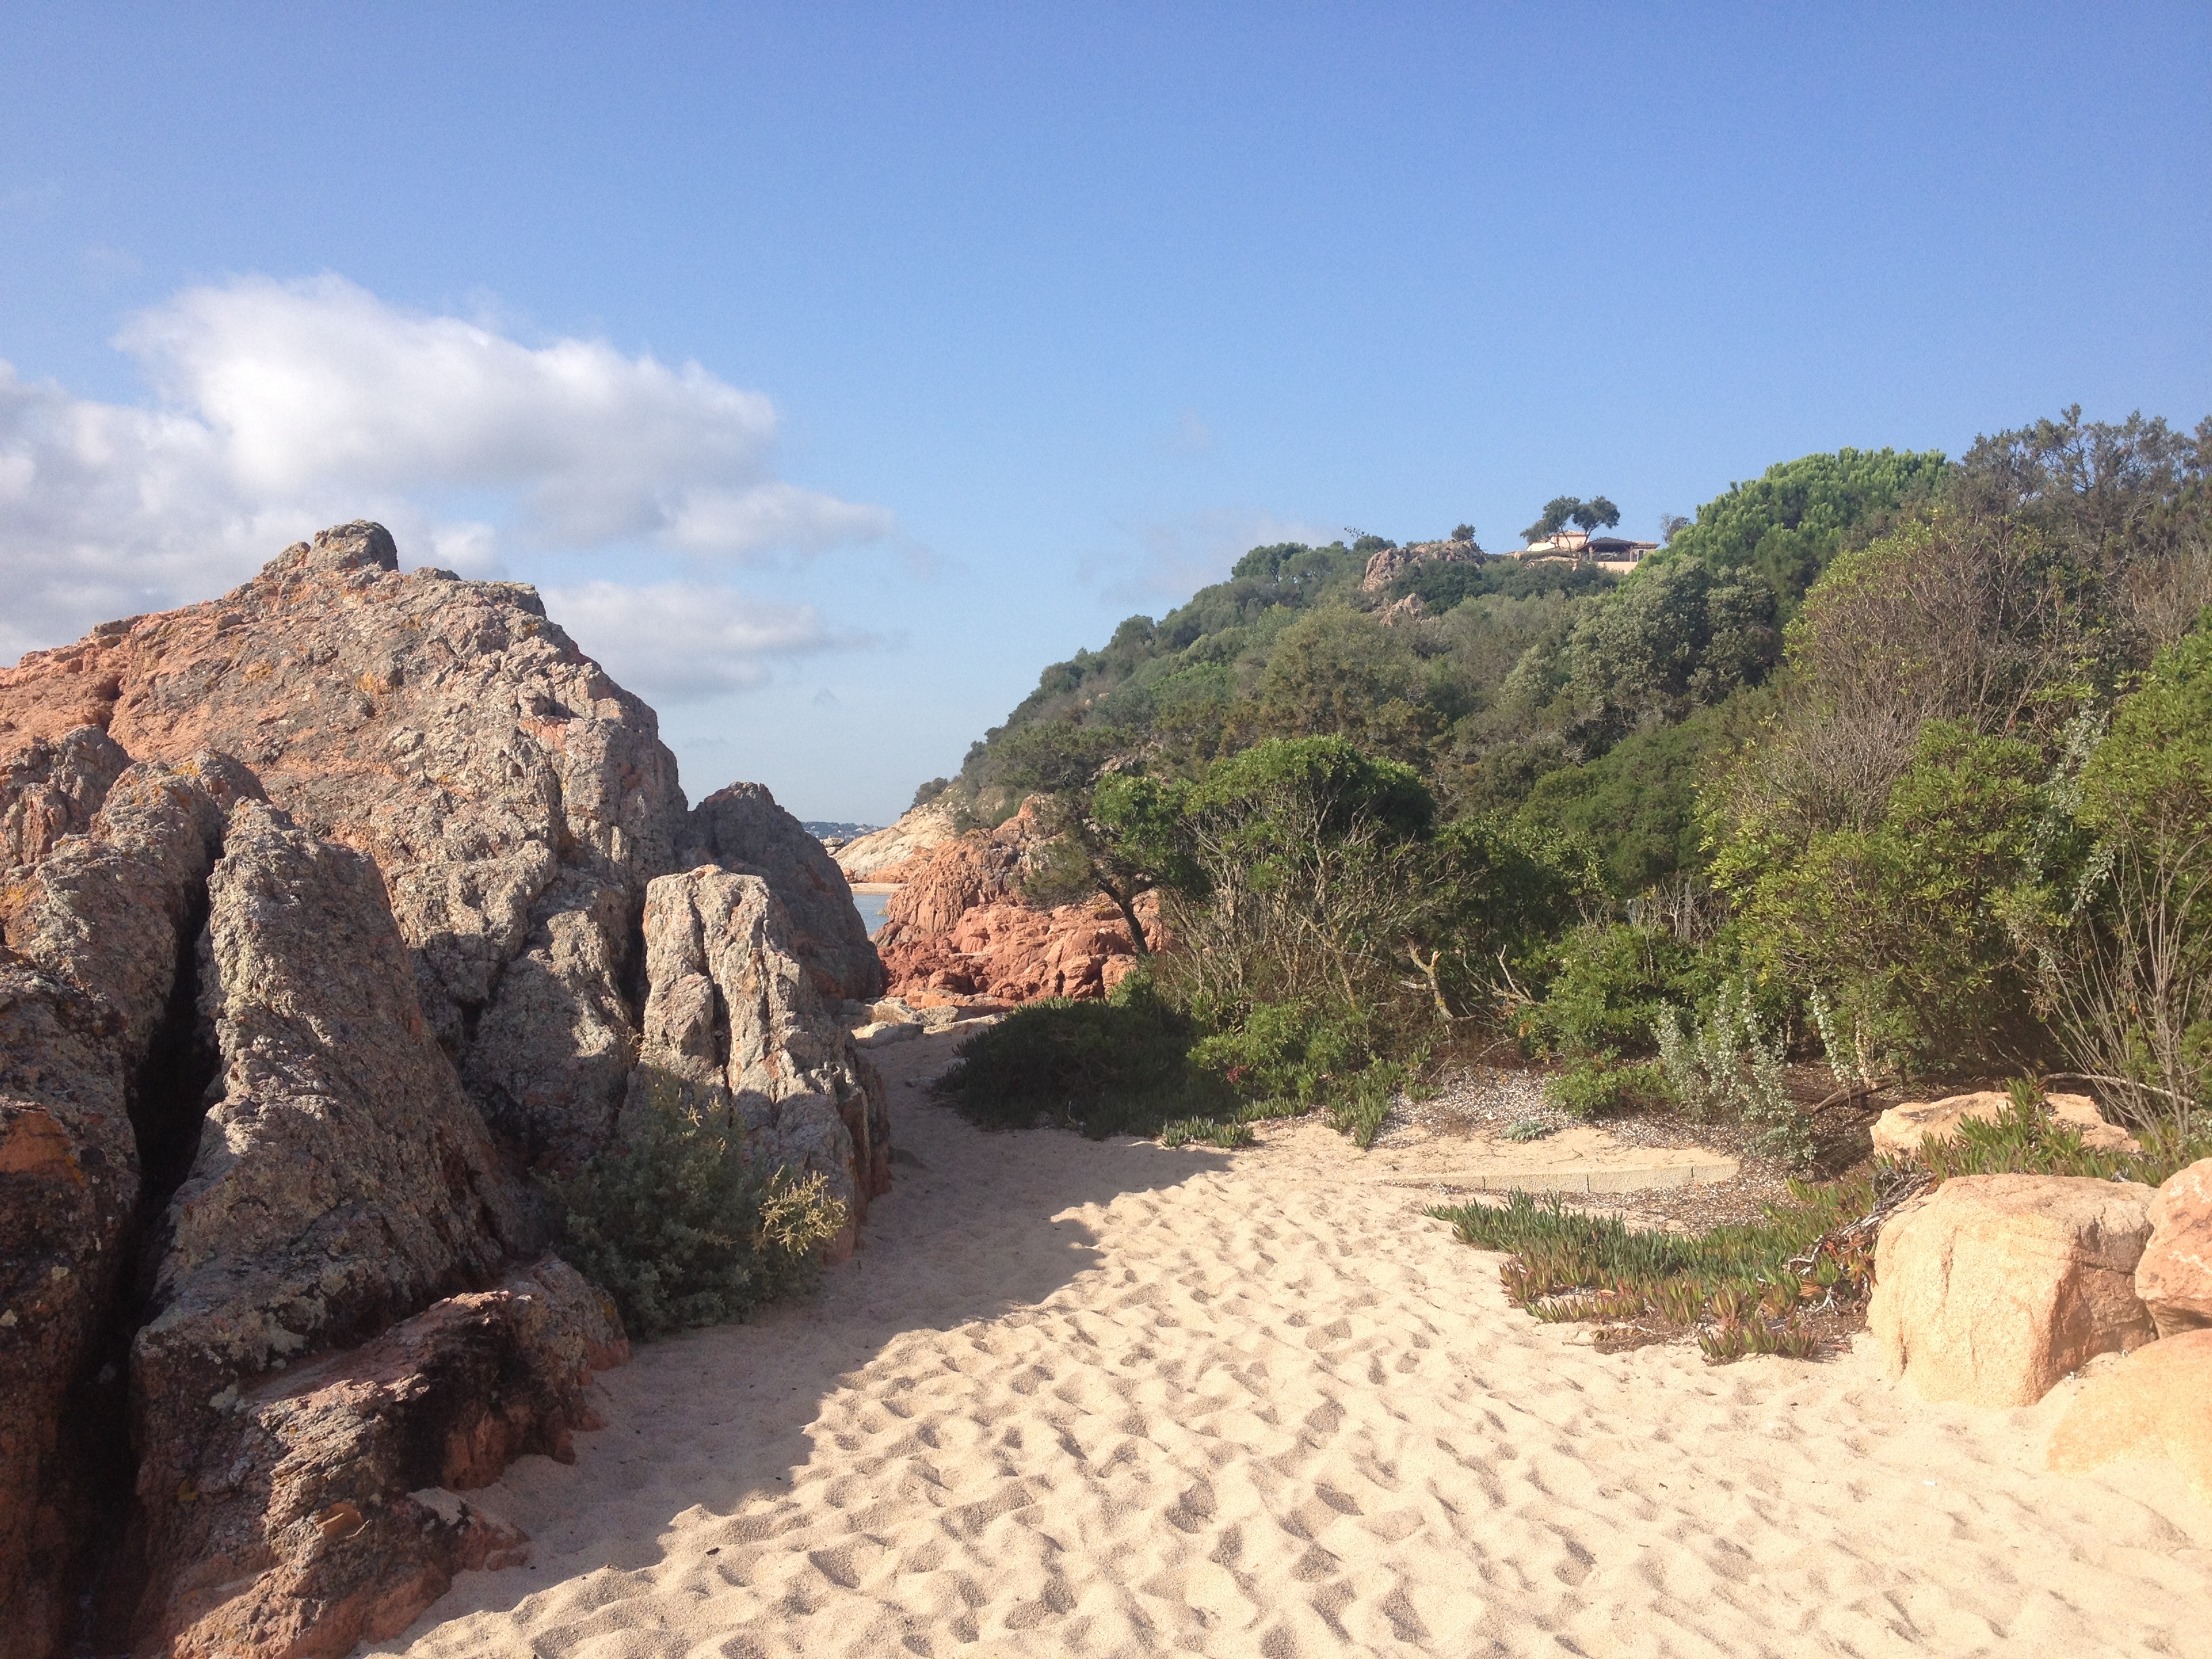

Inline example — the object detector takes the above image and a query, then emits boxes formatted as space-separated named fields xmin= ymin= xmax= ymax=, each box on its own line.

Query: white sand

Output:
xmin=373 ymin=1033 xmax=2212 ymax=1658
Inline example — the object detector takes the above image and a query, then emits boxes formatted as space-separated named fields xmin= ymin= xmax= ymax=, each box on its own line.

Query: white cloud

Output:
xmin=0 ymin=274 xmax=895 ymax=661
xmin=541 ymin=579 xmax=869 ymax=704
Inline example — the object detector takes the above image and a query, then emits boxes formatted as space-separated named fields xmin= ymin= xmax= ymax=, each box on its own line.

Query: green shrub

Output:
xmin=541 ymin=1109 xmax=847 ymax=1341
xmin=1546 ymin=1057 xmax=1666 ymax=1119
xmin=1187 ymin=998 xmax=1372 ymax=1103
xmin=933 ymin=977 xmax=1234 ymax=1137
xmin=1530 ymin=922 xmax=1715 ymax=1056
xmin=1160 ymin=1118 xmax=1256 ymax=1149
xmin=1326 ymin=1059 xmax=1415 ymax=1149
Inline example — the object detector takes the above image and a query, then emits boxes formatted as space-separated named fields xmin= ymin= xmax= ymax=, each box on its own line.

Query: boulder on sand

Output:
xmin=142 ymin=1258 xmax=626 ymax=1659
xmin=623 ymin=866 xmax=890 ymax=1254
xmin=2136 ymin=1158 xmax=2212 ymax=1337
xmin=1870 ymin=1089 xmax=2139 ymax=1160
xmin=2048 ymin=1328 xmax=2212 ymax=1504
xmin=687 ymin=781 xmax=884 ymax=1003
xmin=1869 ymin=1174 xmax=2158 ymax=1408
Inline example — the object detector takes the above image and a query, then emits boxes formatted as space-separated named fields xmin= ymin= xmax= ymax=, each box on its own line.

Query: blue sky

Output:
xmin=2 ymin=3 xmax=2206 ymax=822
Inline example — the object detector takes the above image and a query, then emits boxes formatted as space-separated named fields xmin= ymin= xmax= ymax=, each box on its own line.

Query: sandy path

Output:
xmin=373 ymin=1033 xmax=2212 ymax=1658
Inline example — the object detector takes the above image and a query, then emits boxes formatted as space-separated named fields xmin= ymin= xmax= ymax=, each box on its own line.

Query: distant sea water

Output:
xmin=852 ymin=891 xmax=890 ymax=939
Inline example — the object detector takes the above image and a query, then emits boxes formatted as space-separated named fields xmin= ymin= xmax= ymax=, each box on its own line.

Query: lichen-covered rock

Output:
xmin=2137 ymin=1158 xmax=2212 ymax=1337
xmin=0 ymin=755 xmax=263 ymax=1659
xmin=687 ymin=781 xmax=883 ymax=1003
xmin=136 ymin=1258 xmax=625 ymax=1659
xmin=626 ymin=867 xmax=888 ymax=1252
xmin=0 ymin=521 xmax=691 ymax=1166
xmin=129 ymin=798 xmax=537 ymax=1641
xmin=2048 ymin=1328 xmax=2212 ymax=1504
xmin=0 ymin=725 xmax=130 ymax=872
xmin=1869 ymin=1174 xmax=2159 ymax=1408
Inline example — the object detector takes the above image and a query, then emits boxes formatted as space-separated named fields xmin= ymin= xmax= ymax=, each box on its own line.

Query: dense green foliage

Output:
xmin=925 ymin=409 xmax=2210 ymax=1160
xmin=933 ymin=976 xmax=1234 ymax=1136
xmin=541 ymin=1097 xmax=848 ymax=1339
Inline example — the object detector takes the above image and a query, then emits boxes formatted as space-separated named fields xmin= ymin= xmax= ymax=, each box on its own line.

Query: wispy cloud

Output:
xmin=1080 ymin=507 xmax=1341 ymax=607
xmin=0 ymin=274 xmax=897 ymax=661
xmin=540 ymin=579 xmax=874 ymax=704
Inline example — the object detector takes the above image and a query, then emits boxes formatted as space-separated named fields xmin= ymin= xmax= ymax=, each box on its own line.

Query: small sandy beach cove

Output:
xmin=372 ymin=1034 xmax=2212 ymax=1658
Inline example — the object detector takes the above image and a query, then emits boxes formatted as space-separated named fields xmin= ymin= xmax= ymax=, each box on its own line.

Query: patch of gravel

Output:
xmin=1374 ymin=1062 xmax=1869 ymax=1231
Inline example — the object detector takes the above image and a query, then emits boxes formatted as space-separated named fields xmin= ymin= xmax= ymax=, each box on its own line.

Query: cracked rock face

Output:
xmin=0 ymin=755 xmax=264 ymax=1659
xmin=0 ymin=521 xmax=689 ymax=1168
xmin=626 ymin=867 xmax=890 ymax=1252
xmin=119 ymin=796 xmax=551 ymax=1652
xmin=687 ymin=781 xmax=885 ymax=1004
xmin=140 ymin=1258 xmax=626 ymax=1659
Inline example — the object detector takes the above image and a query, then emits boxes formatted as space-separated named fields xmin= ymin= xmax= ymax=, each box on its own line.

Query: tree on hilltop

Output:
xmin=1570 ymin=497 xmax=1621 ymax=533
xmin=1523 ymin=496 xmax=1582 ymax=542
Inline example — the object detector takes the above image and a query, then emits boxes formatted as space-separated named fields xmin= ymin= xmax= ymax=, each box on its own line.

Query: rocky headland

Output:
xmin=0 ymin=524 xmax=888 ymax=1658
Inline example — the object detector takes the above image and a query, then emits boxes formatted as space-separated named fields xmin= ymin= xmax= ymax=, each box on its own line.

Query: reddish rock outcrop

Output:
xmin=137 ymin=1257 xmax=625 ymax=1659
xmin=870 ymin=806 xmax=1151 ymax=1006
xmin=624 ymin=867 xmax=889 ymax=1248
xmin=0 ymin=754 xmax=263 ymax=1659
xmin=2047 ymin=1328 xmax=2212 ymax=1502
xmin=2137 ymin=1158 xmax=2212 ymax=1337
xmin=0 ymin=524 xmax=893 ymax=1657
xmin=687 ymin=782 xmax=884 ymax=1004
xmin=0 ymin=522 xmax=690 ymax=1168
xmin=1869 ymin=1174 xmax=2159 ymax=1408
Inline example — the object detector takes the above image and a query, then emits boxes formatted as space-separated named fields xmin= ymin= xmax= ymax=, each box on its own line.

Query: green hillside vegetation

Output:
xmin=935 ymin=409 xmax=2212 ymax=1185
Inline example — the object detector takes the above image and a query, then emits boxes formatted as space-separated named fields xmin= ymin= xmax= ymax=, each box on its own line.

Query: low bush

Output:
xmin=1187 ymin=998 xmax=1373 ymax=1103
xmin=1160 ymin=1118 xmax=1256 ymax=1149
xmin=933 ymin=976 xmax=1235 ymax=1136
xmin=541 ymin=1107 xmax=847 ymax=1340
xmin=1545 ymin=1056 xmax=1666 ymax=1119
xmin=1326 ymin=1058 xmax=1416 ymax=1149
xmin=1654 ymin=978 xmax=1816 ymax=1166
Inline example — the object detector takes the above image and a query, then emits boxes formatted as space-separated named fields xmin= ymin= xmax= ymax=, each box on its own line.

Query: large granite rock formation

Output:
xmin=871 ymin=804 xmax=1149 ymax=1006
xmin=0 ymin=525 xmax=891 ymax=1658
xmin=626 ymin=867 xmax=889 ymax=1252
xmin=688 ymin=782 xmax=884 ymax=1003
xmin=0 ymin=521 xmax=687 ymax=1168
xmin=0 ymin=753 xmax=262 ymax=1659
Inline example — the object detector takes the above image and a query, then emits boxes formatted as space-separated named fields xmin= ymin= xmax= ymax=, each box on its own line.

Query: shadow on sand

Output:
xmin=369 ymin=1025 xmax=1231 ymax=1639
